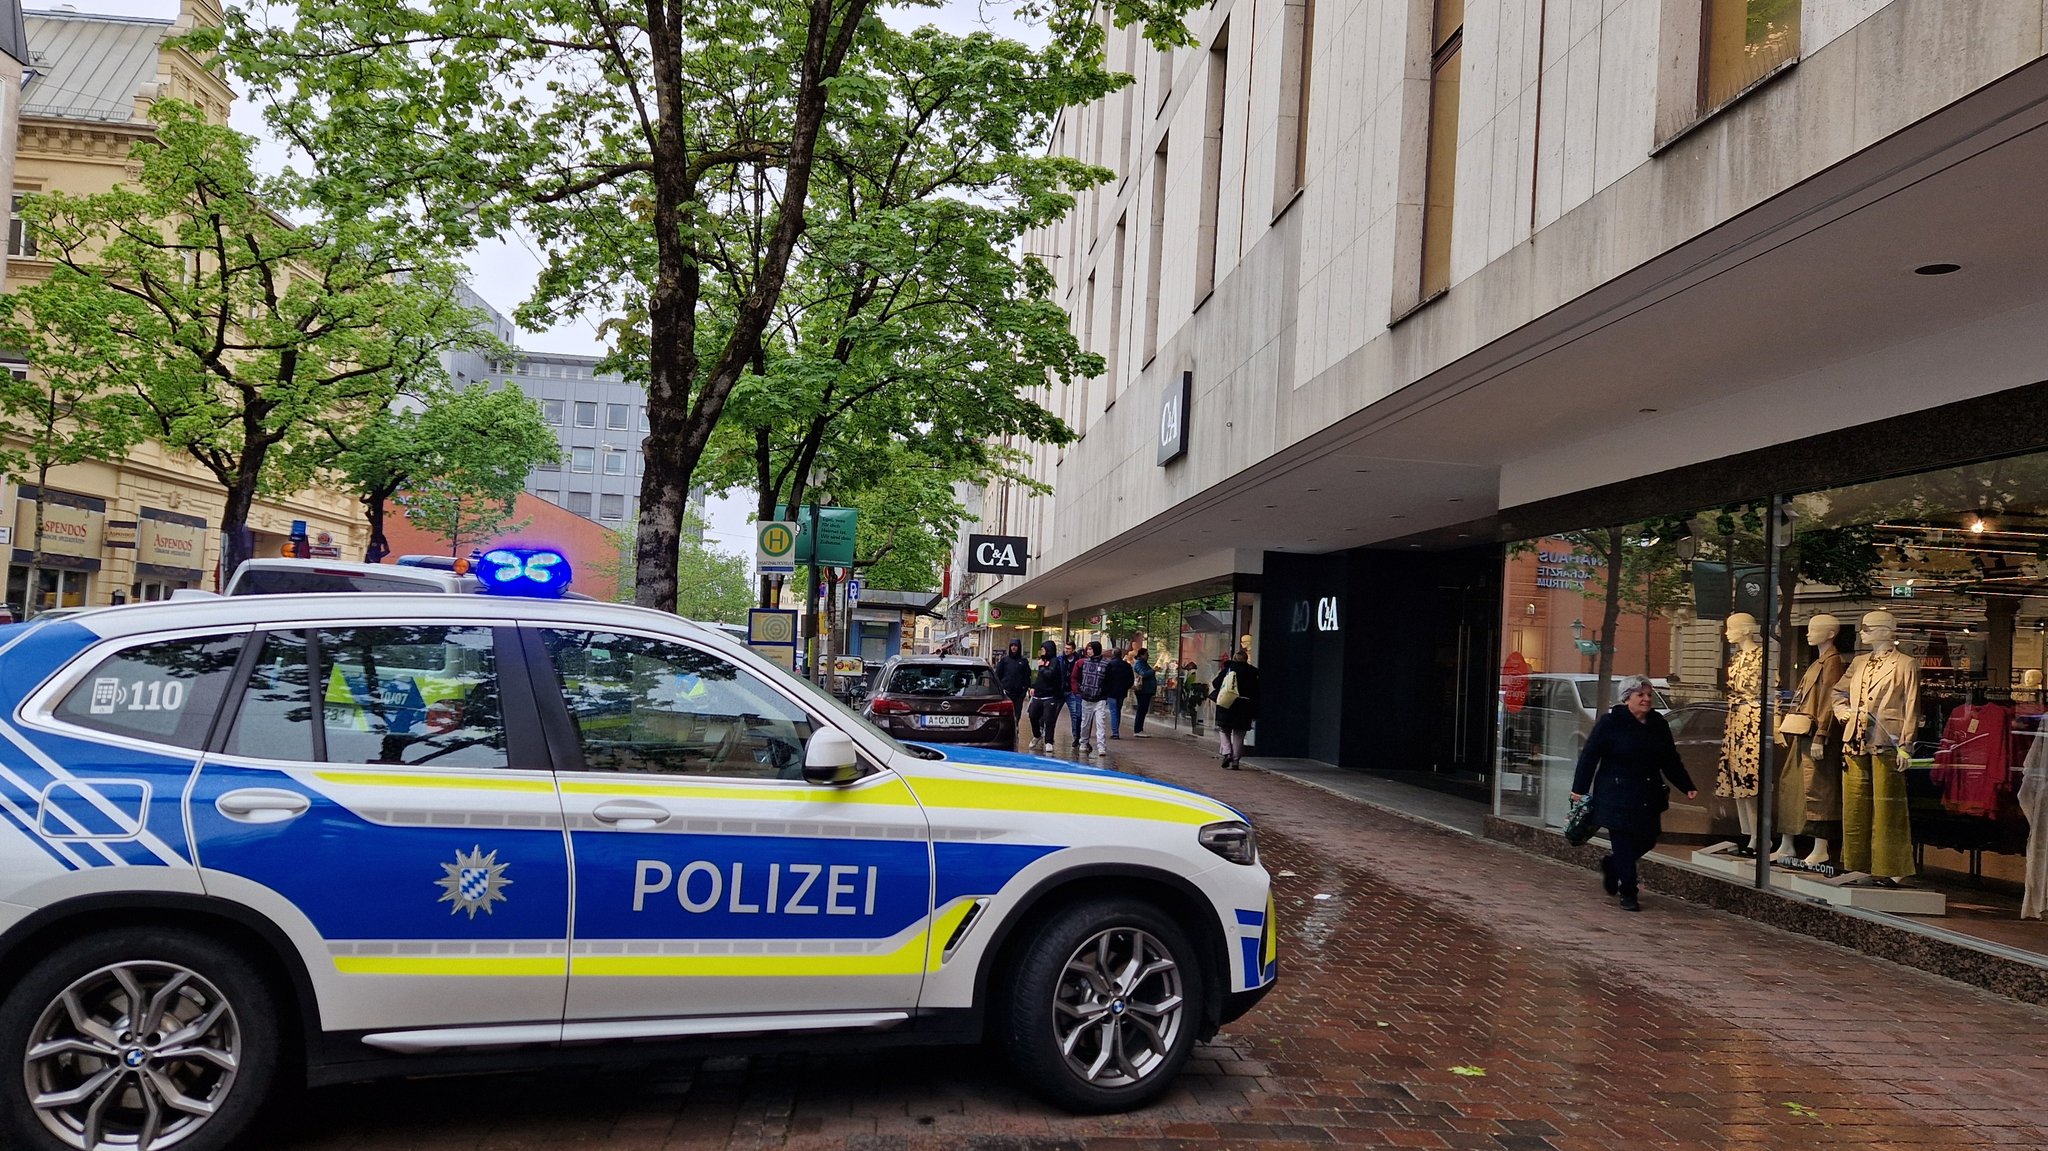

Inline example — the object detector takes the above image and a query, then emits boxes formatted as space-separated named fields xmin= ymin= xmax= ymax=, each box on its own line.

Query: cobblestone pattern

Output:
xmin=273 ymin=736 xmax=2048 ymax=1149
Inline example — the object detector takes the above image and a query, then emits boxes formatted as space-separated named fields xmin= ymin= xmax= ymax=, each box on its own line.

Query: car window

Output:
xmin=540 ymin=629 xmax=814 ymax=780
xmin=884 ymin=665 xmax=999 ymax=696
xmin=230 ymin=568 xmax=446 ymax=595
xmin=55 ymin=633 xmax=245 ymax=750
xmin=221 ymin=626 xmax=508 ymax=768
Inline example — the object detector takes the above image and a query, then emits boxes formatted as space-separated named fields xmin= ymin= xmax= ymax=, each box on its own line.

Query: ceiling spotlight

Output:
xmin=1913 ymin=262 xmax=1962 ymax=276
xmin=1970 ymin=517 xmax=1987 ymax=534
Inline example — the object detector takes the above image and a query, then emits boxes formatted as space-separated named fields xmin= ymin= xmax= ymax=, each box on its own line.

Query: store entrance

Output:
xmin=1422 ymin=571 xmax=1500 ymax=791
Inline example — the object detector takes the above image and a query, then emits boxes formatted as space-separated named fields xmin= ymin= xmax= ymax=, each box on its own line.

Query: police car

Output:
xmin=0 ymin=548 xmax=1277 ymax=1149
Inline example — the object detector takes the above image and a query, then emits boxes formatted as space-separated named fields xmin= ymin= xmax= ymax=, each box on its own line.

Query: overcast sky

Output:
xmin=63 ymin=0 xmax=1044 ymax=560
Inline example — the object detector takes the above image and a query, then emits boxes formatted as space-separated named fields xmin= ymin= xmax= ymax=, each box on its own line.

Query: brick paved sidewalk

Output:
xmin=275 ymin=735 xmax=2048 ymax=1150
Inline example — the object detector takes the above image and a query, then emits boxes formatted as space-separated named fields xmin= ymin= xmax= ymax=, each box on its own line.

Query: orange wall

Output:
xmin=380 ymin=492 xmax=624 ymax=598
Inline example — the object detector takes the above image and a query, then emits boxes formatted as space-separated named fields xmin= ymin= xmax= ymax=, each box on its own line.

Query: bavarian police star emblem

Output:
xmin=435 ymin=846 xmax=511 ymax=919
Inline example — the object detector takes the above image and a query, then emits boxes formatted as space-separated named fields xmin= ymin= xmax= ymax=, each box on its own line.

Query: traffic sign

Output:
xmin=780 ymin=505 xmax=858 ymax=566
xmin=847 ymin=576 xmax=863 ymax=603
xmin=757 ymin=520 xmax=798 ymax=574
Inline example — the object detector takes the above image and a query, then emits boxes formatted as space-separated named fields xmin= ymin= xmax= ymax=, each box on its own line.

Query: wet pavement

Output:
xmin=274 ymin=733 xmax=2048 ymax=1150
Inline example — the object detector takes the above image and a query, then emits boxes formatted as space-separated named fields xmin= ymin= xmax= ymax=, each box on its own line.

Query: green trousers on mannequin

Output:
xmin=1842 ymin=753 xmax=1914 ymax=877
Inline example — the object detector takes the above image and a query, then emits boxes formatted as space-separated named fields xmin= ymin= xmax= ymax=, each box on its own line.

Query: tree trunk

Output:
xmin=23 ymin=459 xmax=51 ymax=619
xmin=363 ymin=492 xmax=391 ymax=564
xmin=219 ymin=457 xmax=264 ymax=578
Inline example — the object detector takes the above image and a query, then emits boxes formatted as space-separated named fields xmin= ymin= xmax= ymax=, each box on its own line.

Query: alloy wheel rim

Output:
xmin=1051 ymin=926 xmax=1183 ymax=1087
xmin=23 ymin=960 xmax=241 ymax=1151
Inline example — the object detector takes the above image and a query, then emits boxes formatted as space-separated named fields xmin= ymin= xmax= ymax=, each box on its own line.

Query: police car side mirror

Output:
xmin=802 ymin=728 xmax=862 ymax=785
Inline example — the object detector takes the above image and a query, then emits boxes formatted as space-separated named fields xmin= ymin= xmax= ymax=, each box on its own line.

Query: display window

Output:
xmin=6 ymin=566 xmax=92 ymax=619
xmin=1496 ymin=449 xmax=2048 ymax=956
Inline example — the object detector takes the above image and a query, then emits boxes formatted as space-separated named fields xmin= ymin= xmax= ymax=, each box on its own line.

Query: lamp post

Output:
xmin=1570 ymin=617 xmax=1604 ymax=670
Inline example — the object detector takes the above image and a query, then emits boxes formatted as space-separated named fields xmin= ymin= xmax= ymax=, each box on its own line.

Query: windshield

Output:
xmin=885 ymin=665 xmax=999 ymax=696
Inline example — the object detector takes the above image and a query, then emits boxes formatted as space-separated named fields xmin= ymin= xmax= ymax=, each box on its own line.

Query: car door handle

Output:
xmin=590 ymin=800 xmax=672 ymax=827
xmin=215 ymin=788 xmax=311 ymax=823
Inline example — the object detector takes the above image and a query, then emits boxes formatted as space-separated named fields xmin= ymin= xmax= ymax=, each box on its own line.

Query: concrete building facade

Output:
xmin=980 ymin=0 xmax=2048 ymax=963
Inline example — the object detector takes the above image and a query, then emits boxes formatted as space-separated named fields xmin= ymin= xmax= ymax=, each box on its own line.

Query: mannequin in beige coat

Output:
xmin=1833 ymin=610 xmax=1919 ymax=880
xmin=1774 ymin=614 xmax=1847 ymax=866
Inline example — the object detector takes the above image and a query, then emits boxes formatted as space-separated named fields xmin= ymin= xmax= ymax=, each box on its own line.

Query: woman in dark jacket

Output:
xmin=1211 ymin=650 xmax=1259 ymax=770
xmin=1570 ymin=676 xmax=1698 ymax=912
xmin=1026 ymin=641 xmax=1067 ymax=753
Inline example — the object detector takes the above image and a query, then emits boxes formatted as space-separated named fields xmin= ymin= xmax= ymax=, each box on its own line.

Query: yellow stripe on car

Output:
xmin=570 ymin=931 xmax=930 ymax=978
xmin=557 ymin=777 xmax=918 ymax=806
xmin=908 ymin=777 xmax=1222 ymax=826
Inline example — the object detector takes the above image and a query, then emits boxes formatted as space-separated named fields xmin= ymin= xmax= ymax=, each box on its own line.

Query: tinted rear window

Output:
xmin=885 ymin=665 xmax=998 ymax=696
xmin=231 ymin=569 xmax=444 ymax=595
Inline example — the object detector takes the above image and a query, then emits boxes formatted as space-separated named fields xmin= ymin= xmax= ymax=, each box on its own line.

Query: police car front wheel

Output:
xmin=1000 ymin=898 xmax=1200 ymax=1113
xmin=1 ymin=928 xmax=283 ymax=1151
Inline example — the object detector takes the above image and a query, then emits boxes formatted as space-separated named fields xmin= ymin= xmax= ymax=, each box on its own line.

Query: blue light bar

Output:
xmin=476 ymin=548 xmax=572 ymax=597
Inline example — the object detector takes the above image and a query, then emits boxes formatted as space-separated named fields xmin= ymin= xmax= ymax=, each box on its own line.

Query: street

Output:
xmin=268 ymin=733 xmax=2048 ymax=1150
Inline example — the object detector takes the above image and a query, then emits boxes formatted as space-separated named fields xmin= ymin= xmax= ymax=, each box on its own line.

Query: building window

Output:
xmin=607 ymin=403 xmax=629 ymax=430
xmin=599 ymin=494 xmax=625 ymax=521
xmin=634 ymin=455 xmax=644 ymax=476
xmin=571 ymin=447 xmax=594 ymax=472
xmin=538 ymin=453 xmax=562 ymax=472
xmin=9 ymin=192 xmax=37 ymax=258
xmin=573 ymin=401 xmax=597 ymax=427
xmin=1143 ymin=139 xmax=1168 ymax=363
xmin=535 ymin=490 xmax=558 ymax=505
xmin=1420 ymin=0 xmax=1462 ymax=300
xmin=639 ymin=408 xmax=649 ymax=431
xmin=1274 ymin=0 xmax=1316 ymax=207
xmin=603 ymin=450 xmax=626 ymax=475
xmin=1108 ymin=216 xmax=1126 ymax=400
xmin=542 ymin=399 xmax=564 ymax=425
xmin=1194 ymin=27 xmax=1228 ymax=303
xmin=1702 ymin=0 xmax=1800 ymax=111
xmin=567 ymin=492 xmax=592 ymax=517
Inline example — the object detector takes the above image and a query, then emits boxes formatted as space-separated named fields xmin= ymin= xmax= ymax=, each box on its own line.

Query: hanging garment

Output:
xmin=1716 ymin=644 xmax=1764 ymax=799
xmin=1931 ymin=701 xmax=2012 ymax=818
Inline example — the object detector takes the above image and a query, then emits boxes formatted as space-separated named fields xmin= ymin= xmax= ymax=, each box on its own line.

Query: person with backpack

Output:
xmin=1211 ymin=648 xmax=1259 ymax=769
xmin=1132 ymin=648 xmax=1159 ymax=736
xmin=1064 ymin=640 xmax=1086 ymax=749
xmin=1026 ymin=640 xmax=1067 ymax=753
xmin=1077 ymin=641 xmax=1112 ymax=755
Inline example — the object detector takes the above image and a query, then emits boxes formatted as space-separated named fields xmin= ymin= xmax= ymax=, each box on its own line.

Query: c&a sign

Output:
xmin=966 ymin=534 xmax=1028 ymax=576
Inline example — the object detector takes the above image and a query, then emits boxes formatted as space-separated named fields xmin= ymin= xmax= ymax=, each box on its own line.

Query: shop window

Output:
xmin=1420 ymin=0 xmax=1462 ymax=300
xmin=1701 ymin=0 xmax=1799 ymax=112
xmin=7 ymin=566 xmax=92 ymax=620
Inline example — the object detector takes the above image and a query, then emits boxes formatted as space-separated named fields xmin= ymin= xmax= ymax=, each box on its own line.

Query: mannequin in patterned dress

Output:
xmin=1716 ymin=613 xmax=1765 ymax=850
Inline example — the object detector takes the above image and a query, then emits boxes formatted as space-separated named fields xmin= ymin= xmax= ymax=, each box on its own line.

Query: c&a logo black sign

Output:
xmin=967 ymin=534 xmax=1029 ymax=575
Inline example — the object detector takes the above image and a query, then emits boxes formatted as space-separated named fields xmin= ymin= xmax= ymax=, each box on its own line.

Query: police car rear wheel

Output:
xmin=1 ymin=929 xmax=281 ymax=1151
xmin=1002 ymin=899 xmax=1198 ymax=1113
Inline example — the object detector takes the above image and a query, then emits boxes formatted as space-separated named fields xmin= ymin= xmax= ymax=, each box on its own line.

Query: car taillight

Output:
xmin=869 ymin=696 xmax=910 ymax=715
xmin=977 ymin=699 xmax=1014 ymax=716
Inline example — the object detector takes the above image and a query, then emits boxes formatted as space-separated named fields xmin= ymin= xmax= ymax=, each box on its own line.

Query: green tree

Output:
xmin=207 ymin=0 xmax=1197 ymax=613
xmin=701 ymin=23 xmax=1101 ymax=560
xmin=0 ymin=351 xmax=141 ymax=618
xmin=676 ymin=514 xmax=753 ymax=623
xmin=335 ymin=383 xmax=560 ymax=562
xmin=13 ymin=103 xmax=479 ymax=573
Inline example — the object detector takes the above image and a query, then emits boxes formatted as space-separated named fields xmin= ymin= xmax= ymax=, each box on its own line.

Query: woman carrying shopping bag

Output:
xmin=1569 ymin=676 xmax=1697 ymax=912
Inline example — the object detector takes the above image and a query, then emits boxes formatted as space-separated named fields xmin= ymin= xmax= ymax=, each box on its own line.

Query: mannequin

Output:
xmin=1834 ymin=610 xmax=1920 ymax=882
xmin=1715 ymin=613 xmax=1765 ymax=850
xmin=1773 ymin=614 xmax=1847 ymax=865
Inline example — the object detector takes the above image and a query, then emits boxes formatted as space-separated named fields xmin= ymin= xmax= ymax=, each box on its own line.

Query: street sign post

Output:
xmin=757 ymin=520 xmax=798 ymax=574
xmin=847 ymin=576 xmax=862 ymax=603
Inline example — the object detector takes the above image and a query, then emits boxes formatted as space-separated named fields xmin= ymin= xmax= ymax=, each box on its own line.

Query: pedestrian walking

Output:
xmin=1077 ymin=642 xmax=1112 ymax=755
xmin=993 ymin=639 xmax=1030 ymax=747
xmin=1132 ymin=648 xmax=1158 ymax=735
xmin=1569 ymin=675 xmax=1699 ymax=912
xmin=1026 ymin=641 xmax=1067 ymax=753
xmin=1103 ymin=648 xmax=1135 ymax=739
xmin=1064 ymin=641 xmax=1086 ymax=749
xmin=1212 ymin=649 xmax=1258 ymax=769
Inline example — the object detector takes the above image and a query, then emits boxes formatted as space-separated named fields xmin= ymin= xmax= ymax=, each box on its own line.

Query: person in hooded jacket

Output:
xmin=1570 ymin=675 xmax=1699 ymax=912
xmin=1211 ymin=649 xmax=1259 ymax=769
xmin=1026 ymin=641 xmax=1067 ymax=752
xmin=992 ymin=639 xmax=1030 ymax=746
